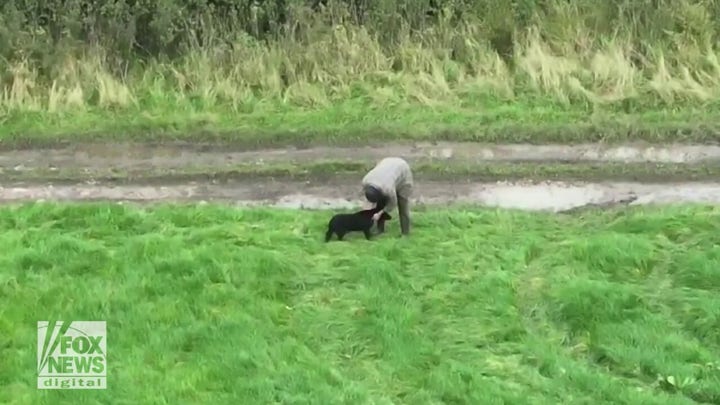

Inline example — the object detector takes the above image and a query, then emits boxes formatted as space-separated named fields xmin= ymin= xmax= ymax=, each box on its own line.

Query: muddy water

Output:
xmin=2 ymin=179 xmax=720 ymax=212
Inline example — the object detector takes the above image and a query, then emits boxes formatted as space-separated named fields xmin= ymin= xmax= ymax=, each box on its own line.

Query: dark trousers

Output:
xmin=398 ymin=193 xmax=410 ymax=235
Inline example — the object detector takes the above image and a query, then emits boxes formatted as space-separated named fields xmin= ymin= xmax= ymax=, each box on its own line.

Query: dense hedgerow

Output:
xmin=2 ymin=0 xmax=720 ymax=112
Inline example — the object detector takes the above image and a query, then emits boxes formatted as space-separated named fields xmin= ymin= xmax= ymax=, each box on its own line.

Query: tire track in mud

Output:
xmin=2 ymin=141 xmax=720 ymax=171
xmin=2 ymin=142 xmax=720 ymax=211
xmin=3 ymin=179 xmax=720 ymax=212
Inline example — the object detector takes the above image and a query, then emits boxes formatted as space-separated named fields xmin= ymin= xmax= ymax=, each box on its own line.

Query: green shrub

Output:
xmin=2 ymin=0 xmax=720 ymax=112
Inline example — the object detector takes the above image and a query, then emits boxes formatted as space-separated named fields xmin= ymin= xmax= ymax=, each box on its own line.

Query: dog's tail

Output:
xmin=325 ymin=228 xmax=333 ymax=242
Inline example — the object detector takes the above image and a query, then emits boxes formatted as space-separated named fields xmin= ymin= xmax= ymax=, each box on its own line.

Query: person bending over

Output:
xmin=361 ymin=157 xmax=413 ymax=236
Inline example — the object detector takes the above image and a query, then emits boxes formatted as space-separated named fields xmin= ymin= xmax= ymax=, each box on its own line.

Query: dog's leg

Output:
xmin=337 ymin=231 xmax=346 ymax=241
xmin=325 ymin=229 xmax=334 ymax=242
xmin=363 ymin=228 xmax=372 ymax=240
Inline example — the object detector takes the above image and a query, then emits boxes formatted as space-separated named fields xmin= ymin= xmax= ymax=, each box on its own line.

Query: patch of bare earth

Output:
xmin=2 ymin=142 xmax=720 ymax=211
xmin=2 ymin=142 xmax=720 ymax=174
xmin=3 ymin=179 xmax=720 ymax=212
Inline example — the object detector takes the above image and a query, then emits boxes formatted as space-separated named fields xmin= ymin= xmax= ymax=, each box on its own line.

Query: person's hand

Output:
xmin=372 ymin=212 xmax=383 ymax=222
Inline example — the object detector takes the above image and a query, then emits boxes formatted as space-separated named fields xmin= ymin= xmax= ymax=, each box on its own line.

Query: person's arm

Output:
xmin=372 ymin=191 xmax=394 ymax=221
xmin=384 ymin=191 xmax=397 ymax=214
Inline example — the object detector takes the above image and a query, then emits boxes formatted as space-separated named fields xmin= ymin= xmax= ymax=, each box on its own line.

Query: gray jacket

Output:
xmin=362 ymin=157 xmax=413 ymax=213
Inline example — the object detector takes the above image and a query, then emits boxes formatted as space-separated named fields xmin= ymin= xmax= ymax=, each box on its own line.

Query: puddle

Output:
xmin=1 ymin=179 xmax=719 ymax=212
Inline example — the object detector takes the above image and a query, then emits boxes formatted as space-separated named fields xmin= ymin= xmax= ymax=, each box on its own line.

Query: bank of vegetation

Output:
xmin=2 ymin=0 xmax=720 ymax=143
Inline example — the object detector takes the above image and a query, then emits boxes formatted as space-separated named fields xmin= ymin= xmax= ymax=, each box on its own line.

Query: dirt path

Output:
xmin=3 ymin=142 xmax=720 ymax=174
xmin=2 ymin=142 xmax=720 ymax=211
xmin=4 ymin=179 xmax=720 ymax=212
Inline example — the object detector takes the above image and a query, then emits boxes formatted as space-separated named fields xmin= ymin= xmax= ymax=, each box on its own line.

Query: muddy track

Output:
xmin=4 ymin=179 xmax=720 ymax=212
xmin=2 ymin=142 xmax=720 ymax=211
xmin=3 ymin=142 xmax=720 ymax=173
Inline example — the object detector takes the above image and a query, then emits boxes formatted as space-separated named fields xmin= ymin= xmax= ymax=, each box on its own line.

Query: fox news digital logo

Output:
xmin=37 ymin=321 xmax=106 ymax=389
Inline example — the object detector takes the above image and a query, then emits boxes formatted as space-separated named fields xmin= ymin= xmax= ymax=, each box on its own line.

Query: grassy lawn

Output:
xmin=1 ymin=203 xmax=719 ymax=403
xmin=2 ymin=99 xmax=719 ymax=148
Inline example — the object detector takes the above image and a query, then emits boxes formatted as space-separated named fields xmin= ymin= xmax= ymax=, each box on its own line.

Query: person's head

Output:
xmin=364 ymin=185 xmax=387 ymax=208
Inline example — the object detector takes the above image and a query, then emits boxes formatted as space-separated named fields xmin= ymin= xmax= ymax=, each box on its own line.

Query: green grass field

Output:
xmin=3 ymin=100 xmax=718 ymax=148
xmin=1 ymin=203 xmax=719 ymax=403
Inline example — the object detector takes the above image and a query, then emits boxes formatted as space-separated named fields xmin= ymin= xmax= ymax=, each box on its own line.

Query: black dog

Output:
xmin=325 ymin=207 xmax=391 ymax=242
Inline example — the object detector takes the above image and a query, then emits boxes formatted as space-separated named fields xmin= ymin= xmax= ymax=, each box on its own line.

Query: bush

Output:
xmin=2 ymin=0 xmax=720 ymax=112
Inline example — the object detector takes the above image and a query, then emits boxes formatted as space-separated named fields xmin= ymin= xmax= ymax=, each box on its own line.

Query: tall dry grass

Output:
xmin=2 ymin=2 xmax=720 ymax=114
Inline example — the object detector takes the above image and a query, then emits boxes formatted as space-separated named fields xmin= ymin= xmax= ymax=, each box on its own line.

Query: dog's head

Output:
xmin=372 ymin=205 xmax=391 ymax=220
xmin=355 ymin=209 xmax=375 ymax=217
xmin=356 ymin=208 xmax=392 ymax=220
